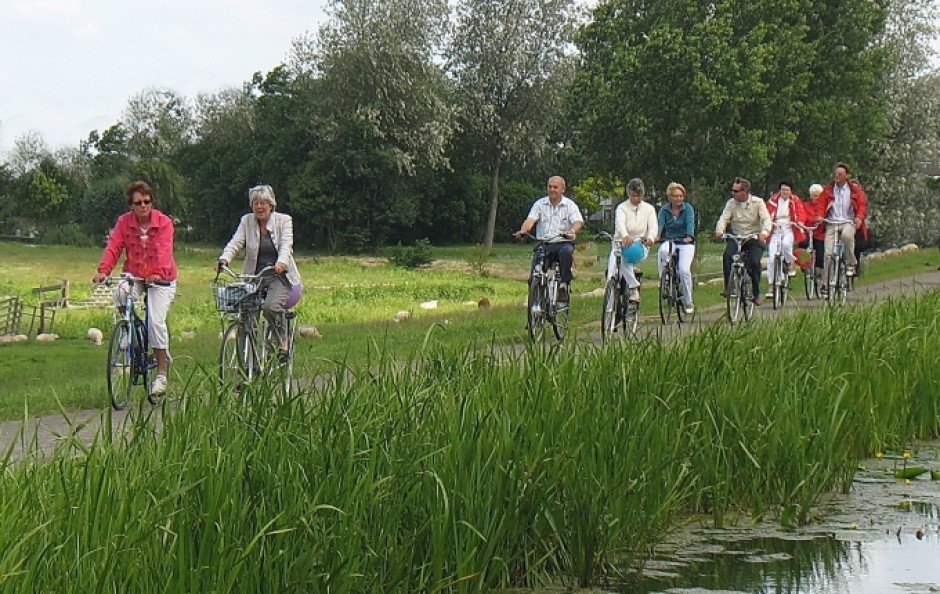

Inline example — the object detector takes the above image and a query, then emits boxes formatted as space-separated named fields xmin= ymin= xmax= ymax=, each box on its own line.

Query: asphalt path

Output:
xmin=4 ymin=268 xmax=940 ymax=461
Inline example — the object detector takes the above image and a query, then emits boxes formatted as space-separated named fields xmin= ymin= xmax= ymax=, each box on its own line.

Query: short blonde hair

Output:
xmin=248 ymin=184 xmax=276 ymax=208
xmin=809 ymin=183 xmax=823 ymax=197
xmin=666 ymin=182 xmax=686 ymax=197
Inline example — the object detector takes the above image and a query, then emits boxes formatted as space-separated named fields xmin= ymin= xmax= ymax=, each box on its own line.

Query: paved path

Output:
xmin=5 ymin=269 xmax=940 ymax=461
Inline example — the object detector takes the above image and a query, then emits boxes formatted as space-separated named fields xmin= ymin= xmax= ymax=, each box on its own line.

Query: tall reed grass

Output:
xmin=1 ymin=292 xmax=939 ymax=592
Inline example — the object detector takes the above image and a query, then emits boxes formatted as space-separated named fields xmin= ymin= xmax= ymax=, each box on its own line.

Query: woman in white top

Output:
xmin=607 ymin=178 xmax=658 ymax=302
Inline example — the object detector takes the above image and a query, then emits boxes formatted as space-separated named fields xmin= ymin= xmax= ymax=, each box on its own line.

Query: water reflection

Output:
xmin=622 ymin=502 xmax=939 ymax=594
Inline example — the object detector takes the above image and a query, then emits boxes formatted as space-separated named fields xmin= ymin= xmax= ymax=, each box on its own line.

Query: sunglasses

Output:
xmin=731 ymin=188 xmax=743 ymax=193
xmin=132 ymin=199 xmax=152 ymax=206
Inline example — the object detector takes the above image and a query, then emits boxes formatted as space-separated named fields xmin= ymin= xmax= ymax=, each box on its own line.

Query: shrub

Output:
xmin=41 ymin=223 xmax=96 ymax=247
xmin=387 ymin=238 xmax=434 ymax=268
xmin=466 ymin=243 xmax=491 ymax=276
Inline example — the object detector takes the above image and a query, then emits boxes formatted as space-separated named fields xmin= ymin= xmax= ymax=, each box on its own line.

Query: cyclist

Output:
xmin=92 ymin=181 xmax=178 ymax=398
xmin=607 ymin=177 xmax=657 ymax=304
xmin=764 ymin=180 xmax=806 ymax=298
xmin=818 ymin=162 xmax=868 ymax=284
xmin=715 ymin=177 xmax=772 ymax=306
xmin=656 ymin=182 xmax=696 ymax=314
xmin=514 ymin=175 xmax=584 ymax=302
xmin=216 ymin=184 xmax=303 ymax=365
xmin=796 ymin=183 xmax=827 ymax=283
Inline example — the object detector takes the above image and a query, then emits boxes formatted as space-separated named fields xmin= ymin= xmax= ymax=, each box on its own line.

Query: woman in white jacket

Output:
xmin=216 ymin=185 xmax=302 ymax=362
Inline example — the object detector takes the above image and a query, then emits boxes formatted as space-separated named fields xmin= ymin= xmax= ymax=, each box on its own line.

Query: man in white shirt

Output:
xmin=515 ymin=175 xmax=584 ymax=301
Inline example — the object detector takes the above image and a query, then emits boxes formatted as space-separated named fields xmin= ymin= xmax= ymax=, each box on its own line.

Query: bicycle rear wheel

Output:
xmin=107 ymin=320 xmax=133 ymax=410
xmin=527 ymin=278 xmax=546 ymax=342
xmin=600 ymin=278 xmax=619 ymax=342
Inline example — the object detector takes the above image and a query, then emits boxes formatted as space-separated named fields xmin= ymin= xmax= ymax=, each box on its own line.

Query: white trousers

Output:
xmin=606 ymin=244 xmax=648 ymax=289
xmin=657 ymin=242 xmax=696 ymax=305
xmin=114 ymin=280 xmax=177 ymax=349
xmin=766 ymin=230 xmax=795 ymax=285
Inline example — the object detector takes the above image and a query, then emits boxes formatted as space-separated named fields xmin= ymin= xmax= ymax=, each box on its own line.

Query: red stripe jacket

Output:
xmin=766 ymin=193 xmax=807 ymax=244
xmin=818 ymin=180 xmax=868 ymax=239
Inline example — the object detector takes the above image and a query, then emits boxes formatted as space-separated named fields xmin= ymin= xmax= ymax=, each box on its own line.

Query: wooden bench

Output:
xmin=31 ymin=280 xmax=70 ymax=334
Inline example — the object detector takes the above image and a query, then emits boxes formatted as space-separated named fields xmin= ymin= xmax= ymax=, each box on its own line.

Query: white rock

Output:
xmin=0 ymin=335 xmax=14 ymax=344
xmin=180 ymin=330 xmax=196 ymax=340
xmin=297 ymin=324 xmax=321 ymax=338
xmin=419 ymin=300 xmax=438 ymax=310
xmin=900 ymin=243 xmax=919 ymax=253
xmin=883 ymin=248 xmax=901 ymax=257
xmin=581 ymin=288 xmax=605 ymax=298
xmin=36 ymin=333 xmax=59 ymax=342
xmin=87 ymin=327 xmax=104 ymax=346
xmin=394 ymin=310 xmax=411 ymax=322
xmin=13 ymin=334 xmax=28 ymax=342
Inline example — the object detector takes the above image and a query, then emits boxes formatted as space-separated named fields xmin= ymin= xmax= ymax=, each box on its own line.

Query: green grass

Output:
xmin=0 ymin=241 xmax=937 ymax=418
xmin=2 ymin=291 xmax=940 ymax=592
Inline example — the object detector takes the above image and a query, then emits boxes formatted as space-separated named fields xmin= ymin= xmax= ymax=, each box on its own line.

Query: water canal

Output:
xmin=623 ymin=446 xmax=940 ymax=593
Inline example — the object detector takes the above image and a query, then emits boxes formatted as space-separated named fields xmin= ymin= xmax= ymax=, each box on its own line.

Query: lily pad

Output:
xmin=931 ymin=470 xmax=940 ymax=480
xmin=894 ymin=467 xmax=928 ymax=479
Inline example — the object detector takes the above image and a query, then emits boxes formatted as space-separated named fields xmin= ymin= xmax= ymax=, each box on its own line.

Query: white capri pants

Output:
xmin=114 ymin=280 xmax=177 ymax=349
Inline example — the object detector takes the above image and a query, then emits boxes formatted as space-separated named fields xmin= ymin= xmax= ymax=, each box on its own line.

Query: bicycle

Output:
xmin=596 ymin=232 xmax=641 ymax=341
xmin=520 ymin=233 xmax=571 ymax=342
xmin=658 ymin=240 xmax=690 ymax=325
xmin=796 ymin=223 xmax=821 ymax=300
xmin=820 ymin=219 xmax=853 ymax=306
xmin=101 ymin=274 xmax=168 ymax=410
xmin=768 ymin=222 xmax=792 ymax=311
xmin=723 ymin=234 xmax=759 ymax=325
xmin=214 ymin=265 xmax=297 ymax=395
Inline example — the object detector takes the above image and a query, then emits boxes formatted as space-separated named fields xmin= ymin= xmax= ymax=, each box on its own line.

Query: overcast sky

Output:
xmin=0 ymin=0 xmax=329 ymax=156
xmin=1 ymin=1 xmax=937 ymax=160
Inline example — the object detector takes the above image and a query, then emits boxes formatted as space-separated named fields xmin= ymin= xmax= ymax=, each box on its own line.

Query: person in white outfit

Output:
xmin=607 ymin=177 xmax=658 ymax=302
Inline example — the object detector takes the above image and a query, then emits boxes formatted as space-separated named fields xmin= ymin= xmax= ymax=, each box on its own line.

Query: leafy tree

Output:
xmin=447 ymin=0 xmax=580 ymax=249
xmin=122 ymin=88 xmax=195 ymax=160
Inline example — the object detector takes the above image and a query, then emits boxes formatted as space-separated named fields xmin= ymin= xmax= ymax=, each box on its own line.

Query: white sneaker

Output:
xmin=787 ymin=269 xmax=797 ymax=277
xmin=765 ymin=291 xmax=774 ymax=299
xmin=628 ymin=287 xmax=640 ymax=302
xmin=683 ymin=303 xmax=694 ymax=315
xmin=150 ymin=375 xmax=167 ymax=397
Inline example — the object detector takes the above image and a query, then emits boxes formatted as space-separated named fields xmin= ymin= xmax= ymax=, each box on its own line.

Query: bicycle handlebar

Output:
xmin=819 ymin=218 xmax=852 ymax=227
xmin=515 ymin=232 xmax=572 ymax=244
xmin=97 ymin=273 xmax=170 ymax=287
xmin=215 ymin=264 xmax=277 ymax=283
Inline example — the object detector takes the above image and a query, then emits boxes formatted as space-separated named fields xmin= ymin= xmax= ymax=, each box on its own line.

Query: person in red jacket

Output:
xmin=818 ymin=162 xmax=867 ymax=284
xmin=93 ymin=181 xmax=178 ymax=398
xmin=764 ymin=180 xmax=806 ymax=298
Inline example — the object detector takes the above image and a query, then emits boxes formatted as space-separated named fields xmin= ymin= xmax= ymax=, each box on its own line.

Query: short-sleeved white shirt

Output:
xmin=526 ymin=196 xmax=584 ymax=242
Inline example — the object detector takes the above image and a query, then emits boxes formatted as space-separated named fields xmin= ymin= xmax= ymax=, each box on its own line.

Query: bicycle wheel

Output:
xmin=600 ymin=278 xmax=619 ymax=342
xmin=836 ymin=258 xmax=849 ymax=306
xmin=551 ymin=282 xmax=569 ymax=341
xmin=107 ymin=320 xmax=133 ymax=410
xmin=674 ymin=273 xmax=687 ymax=323
xmin=804 ymin=261 xmax=817 ymax=300
xmin=624 ymin=296 xmax=639 ymax=337
xmin=527 ymin=278 xmax=546 ymax=342
xmin=742 ymin=274 xmax=756 ymax=321
xmin=826 ymin=255 xmax=839 ymax=305
xmin=727 ymin=267 xmax=743 ymax=324
xmin=659 ymin=270 xmax=674 ymax=325
xmin=280 ymin=312 xmax=296 ymax=397
xmin=772 ymin=255 xmax=784 ymax=310
xmin=219 ymin=322 xmax=242 ymax=384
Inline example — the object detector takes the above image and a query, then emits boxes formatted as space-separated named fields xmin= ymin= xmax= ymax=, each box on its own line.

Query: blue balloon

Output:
xmin=621 ymin=242 xmax=646 ymax=264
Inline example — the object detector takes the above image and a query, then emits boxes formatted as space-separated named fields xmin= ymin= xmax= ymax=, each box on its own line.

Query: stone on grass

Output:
xmin=87 ymin=327 xmax=103 ymax=346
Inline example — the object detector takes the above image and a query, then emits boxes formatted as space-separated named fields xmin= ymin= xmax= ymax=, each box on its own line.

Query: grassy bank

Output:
xmin=1 ymin=291 xmax=939 ymax=592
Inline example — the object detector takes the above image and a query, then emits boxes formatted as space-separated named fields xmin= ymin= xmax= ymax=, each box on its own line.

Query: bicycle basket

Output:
xmin=215 ymin=282 xmax=262 ymax=313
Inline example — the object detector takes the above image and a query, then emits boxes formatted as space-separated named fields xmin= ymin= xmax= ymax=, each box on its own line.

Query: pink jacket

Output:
xmin=97 ymin=209 xmax=178 ymax=281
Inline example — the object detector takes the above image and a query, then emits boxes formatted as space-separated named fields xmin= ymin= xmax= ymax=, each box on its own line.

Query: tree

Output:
xmin=122 ymin=88 xmax=195 ymax=160
xmin=447 ymin=0 xmax=580 ymax=249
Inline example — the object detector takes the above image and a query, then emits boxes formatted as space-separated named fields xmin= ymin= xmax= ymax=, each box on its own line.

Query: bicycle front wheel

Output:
xmin=804 ymin=263 xmax=817 ymax=300
xmin=836 ymin=260 xmax=849 ymax=306
xmin=727 ymin=267 xmax=743 ymax=324
xmin=624 ymin=299 xmax=639 ymax=337
xmin=772 ymin=256 xmax=785 ymax=310
xmin=659 ymin=271 xmax=674 ymax=325
xmin=742 ymin=275 xmax=756 ymax=321
xmin=219 ymin=322 xmax=242 ymax=384
xmin=551 ymin=290 xmax=570 ymax=341
xmin=107 ymin=320 xmax=133 ymax=410
xmin=527 ymin=278 xmax=546 ymax=342
xmin=600 ymin=279 xmax=619 ymax=342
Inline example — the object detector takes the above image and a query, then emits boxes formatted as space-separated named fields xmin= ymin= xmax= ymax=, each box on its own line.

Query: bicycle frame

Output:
xmin=768 ymin=222 xmax=792 ymax=310
xmin=723 ymin=234 xmax=758 ymax=325
xmin=597 ymin=232 xmax=639 ymax=340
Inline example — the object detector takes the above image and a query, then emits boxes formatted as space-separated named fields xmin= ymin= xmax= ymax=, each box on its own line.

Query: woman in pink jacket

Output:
xmin=93 ymin=181 xmax=178 ymax=398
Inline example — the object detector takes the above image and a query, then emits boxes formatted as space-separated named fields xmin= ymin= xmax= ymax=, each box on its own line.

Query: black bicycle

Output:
xmin=101 ymin=274 xmax=167 ymax=410
xmin=521 ymin=233 xmax=571 ymax=341
xmin=820 ymin=219 xmax=853 ymax=306
xmin=597 ymin=232 xmax=640 ymax=341
xmin=723 ymin=234 xmax=758 ymax=325
xmin=658 ymin=240 xmax=690 ymax=325
xmin=768 ymin=222 xmax=791 ymax=311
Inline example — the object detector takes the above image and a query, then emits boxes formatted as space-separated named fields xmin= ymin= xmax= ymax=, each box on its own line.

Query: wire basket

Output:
xmin=214 ymin=282 xmax=262 ymax=314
